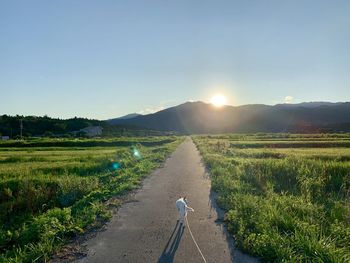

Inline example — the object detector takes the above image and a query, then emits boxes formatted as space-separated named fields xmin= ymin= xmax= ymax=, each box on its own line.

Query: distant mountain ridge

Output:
xmin=275 ymin=102 xmax=345 ymax=108
xmin=3 ymin=102 xmax=349 ymax=137
xmin=110 ymin=101 xmax=350 ymax=133
xmin=110 ymin=113 xmax=142 ymax=121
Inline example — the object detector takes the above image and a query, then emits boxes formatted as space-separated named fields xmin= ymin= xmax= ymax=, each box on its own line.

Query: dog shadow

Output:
xmin=157 ymin=220 xmax=184 ymax=263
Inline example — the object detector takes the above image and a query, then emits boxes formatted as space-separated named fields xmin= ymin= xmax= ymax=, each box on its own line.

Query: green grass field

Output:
xmin=0 ymin=136 xmax=183 ymax=262
xmin=193 ymin=134 xmax=350 ymax=262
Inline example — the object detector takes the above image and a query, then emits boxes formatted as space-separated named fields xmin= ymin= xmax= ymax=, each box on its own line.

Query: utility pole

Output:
xmin=20 ymin=119 xmax=23 ymax=139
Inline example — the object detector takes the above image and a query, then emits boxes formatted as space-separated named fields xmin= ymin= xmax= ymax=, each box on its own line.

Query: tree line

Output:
xmin=0 ymin=115 xmax=174 ymax=138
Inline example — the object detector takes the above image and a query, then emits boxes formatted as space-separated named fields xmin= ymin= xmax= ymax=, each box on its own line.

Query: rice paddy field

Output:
xmin=0 ymin=137 xmax=183 ymax=262
xmin=193 ymin=134 xmax=350 ymax=262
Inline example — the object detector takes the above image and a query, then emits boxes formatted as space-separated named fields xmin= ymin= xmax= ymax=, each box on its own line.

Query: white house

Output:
xmin=80 ymin=126 xmax=103 ymax=137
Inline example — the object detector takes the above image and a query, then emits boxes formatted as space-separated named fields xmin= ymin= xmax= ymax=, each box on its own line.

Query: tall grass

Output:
xmin=0 ymin=137 xmax=177 ymax=148
xmin=193 ymin=135 xmax=350 ymax=262
xmin=0 ymin=137 xmax=183 ymax=262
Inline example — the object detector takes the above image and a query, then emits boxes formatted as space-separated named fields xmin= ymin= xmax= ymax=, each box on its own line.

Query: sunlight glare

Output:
xmin=211 ymin=94 xmax=227 ymax=107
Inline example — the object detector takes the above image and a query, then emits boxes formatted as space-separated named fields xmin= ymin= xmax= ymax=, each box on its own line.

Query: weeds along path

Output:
xmin=73 ymin=137 xmax=258 ymax=263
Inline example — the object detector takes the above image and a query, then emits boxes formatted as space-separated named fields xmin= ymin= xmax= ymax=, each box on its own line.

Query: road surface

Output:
xmin=75 ymin=137 xmax=258 ymax=263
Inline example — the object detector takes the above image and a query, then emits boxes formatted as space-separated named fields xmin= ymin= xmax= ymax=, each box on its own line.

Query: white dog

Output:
xmin=176 ymin=196 xmax=194 ymax=225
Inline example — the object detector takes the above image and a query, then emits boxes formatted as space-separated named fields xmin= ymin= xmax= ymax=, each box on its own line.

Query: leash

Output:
xmin=185 ymin=215 xmax=208 ymax=263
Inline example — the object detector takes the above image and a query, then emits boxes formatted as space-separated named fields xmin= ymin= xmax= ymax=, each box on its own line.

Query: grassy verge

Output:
xmin=193 ymin=135 xmax=350 ymax=262
xmin=0 ymin=137 xmax=183 ymax=262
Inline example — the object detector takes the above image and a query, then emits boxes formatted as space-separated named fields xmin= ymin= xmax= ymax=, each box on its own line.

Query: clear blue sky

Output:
xmin=1 ymin=0 xmax=349 ymax=119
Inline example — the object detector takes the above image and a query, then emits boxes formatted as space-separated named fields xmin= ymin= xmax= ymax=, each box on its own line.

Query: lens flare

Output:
xmin=131 ymin=146 xmax=142 ymax=160
xmin=112 ymin=162 xmax=121 ymax=170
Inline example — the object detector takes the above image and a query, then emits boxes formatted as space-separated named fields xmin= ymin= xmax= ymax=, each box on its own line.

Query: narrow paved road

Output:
xmin=75 ymin=138 xmax=258 ymax=263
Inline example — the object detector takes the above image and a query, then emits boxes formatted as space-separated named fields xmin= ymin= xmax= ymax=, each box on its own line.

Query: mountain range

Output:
xmin=109 ymin=101 xmax=350 ymax=134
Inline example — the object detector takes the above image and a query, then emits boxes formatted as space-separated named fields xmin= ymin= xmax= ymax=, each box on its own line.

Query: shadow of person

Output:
xmin=157 ymin=220 xmax=185 ymax=263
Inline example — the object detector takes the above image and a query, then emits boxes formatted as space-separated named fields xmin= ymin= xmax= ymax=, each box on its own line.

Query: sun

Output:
xmin=210 ymin=94 xmax=227 ymax=107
